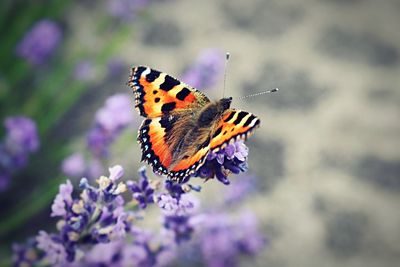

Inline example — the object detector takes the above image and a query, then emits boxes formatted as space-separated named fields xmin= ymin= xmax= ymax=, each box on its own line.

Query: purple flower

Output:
xmin=51 ymin=180 xmax=73 ymax=217
xmin=107 ymin=0 xmax=150 ymax=21
xmin=196 ymin=212 xmax=266 ymax=267
xmin=4 ymin=116 xmax=39 ymax=155
xmin=36 ymin=231 xmax=68 ymax=266
xmin=12 ymin=238 xmax=43 ymax=267
xmin=61 ymin=153 xmax=86 ymax=178
xmin=87 ymin=93 xmax=134 ymax=157
xmin=196 ymin=140 xmax=249 ymax=185
xmin=73 ymin=59 xmax=95 ymax=81
xmin=107 ymin=58 xmax=125 ymax=77
xmin=127 ymin=167 xmax=155 ymax=209
xmin=155 ymin=187 xmax=199 ymax=243
xmin=0 ymin=116 xmax=39 ymax=191
xmin=32 ymin=166 xmax=131 ymax=263
xmin=181 ymin=49 xmax=224 ymax=89
xmin=16 ymin=19 xmax=62 ymax=65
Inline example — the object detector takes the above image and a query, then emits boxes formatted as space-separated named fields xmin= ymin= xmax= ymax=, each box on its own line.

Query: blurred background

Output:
xmin=1 ymin=0 xmax=399 ymax=266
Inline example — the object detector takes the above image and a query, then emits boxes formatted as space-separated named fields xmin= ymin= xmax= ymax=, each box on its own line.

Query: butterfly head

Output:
xmin=220 ymin=97 xmax=232 ymax=111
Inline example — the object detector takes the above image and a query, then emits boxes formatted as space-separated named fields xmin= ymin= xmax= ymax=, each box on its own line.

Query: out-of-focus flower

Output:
xmin=12 ymin=238 xmax=43 ymax=267
xmin=181 ymin=48 xmax=224 ymax=89
xmin=88 ymin=93 xmax=134 ymax=157
xmin=196 ymin=140 xmax=249 ymax=185
xmin=107 ymin=58 xmax=125 ymax=77
xmin=107 ymin=0 xmax=150 ymax=21
xmin=62 ymin=94 xmax=133 ymax=179
xmin=127 ymin=166 xmax=155 ymax=209
xmin=195 ymin=212 xmax=266 ymax=267
xmin=61 ymin=153 xmax=86 ymax=178
xmin=16 ymin=19 xmax=62 ymax=65
xmin=4 ymin=116 xmax=39 ymax=155
xmin=73 ymin=60 xmax=95 ymax=81
xmin=0 ymin=116 xmax=39 ymax=191
xmin=224 ymin=175 xmax=255 ymax=204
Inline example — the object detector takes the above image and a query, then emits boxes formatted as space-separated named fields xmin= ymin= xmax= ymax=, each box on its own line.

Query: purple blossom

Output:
xmin=181 ymin=48 xmax=224 ymax=89
xmin=196 ymin=140 xmax=249 ymax=185
xmin=88 ymin=93 xmax=134 ymax=157
xmin=73 ymin=59 xmax=95 ymax=81
xmin=155 ymin=184 xmax=199 ymax=244
xmin=61 ymin=153 xmax=86 ymax=178
xmin=16 ymin=19 xmax=62 ymax=65
xmin=107 ymin=58 xmax=125 ymax=77
xmin=0 ymin=116 xmax=39 ymax=191
xmin=36 ymin=166 xmax=130 ymax=263
xmin=4 ymin=116 xmax=39 ymax=155
xmin=107 ymin=0 xmax=150 ymax=21
xmin=51 ymin=180 xmax=73 ymax=217
xmin=12 ymin=238 xmax=43 ymax=267
xmin=127 ymin=167 xmax=155 ymax=209
xmin=36 ymin=231 xmax=68 ymax=266
xmin=195 ymin=212 xmax=266 ymax=267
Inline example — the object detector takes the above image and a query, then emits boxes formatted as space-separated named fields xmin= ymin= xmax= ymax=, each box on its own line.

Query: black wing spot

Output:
xmin=231 ymin=128 xmax=234 ymax=132
xmin=161 ymin=102 xmax=176 ymax=113
xmin=233 ymin=111 xmax=247 ymax=125
xmin=223 ymin=112 xmax=236 ymax=122
xmin=146 ymin=70 xmax=161 ymax=82
xmin=223 ymin=130 xmax=227 ymax=135
xmin=213 ymin=126 xmax=223 ymax=138
xmin=160 ymin=75 xmax=180 ymax=91
xmin=155 ymin=97 xmax=161 ymax=103
xmin=153 ymin=90 xmax=158 ymax=94
xmin=243 ymin=115 xmax=256 ymax=127
xmin=176 ymin=87 xmax=191 ymax=101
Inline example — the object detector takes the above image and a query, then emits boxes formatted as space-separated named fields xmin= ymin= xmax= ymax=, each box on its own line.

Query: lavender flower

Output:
xmin=16 ymin=19 xmax=62 ymax=65
xmin=195 ymin=212 xmax=266 ymax=267
xmin=61 ymin=153 xmax=86 ymax=178
xmin=35 ymin=166 xmax=130 ymax=264
xmin=181 ymin=48 xmax=224 ymax=89
xmin=12 ymin=238 xmax=43 ymax=267
xmin=0 ymin=116 xmax=39 ymax=191
xmin=87 ymin=93 xmax=134 ymax=157
xmin=73 ymin=60 xmax=95 ymax=81
xmin=196 ymin=140 xmax=249 ymax=185
xmin=107 ymin=0 xmax=150 ymax=21
xmin=127 ymin=166 xmax=155 ymax=209
xmin=155 ymin=185 xmax=199 ymax=244
xmin=62 ymin=94 xmax=133 ymax=179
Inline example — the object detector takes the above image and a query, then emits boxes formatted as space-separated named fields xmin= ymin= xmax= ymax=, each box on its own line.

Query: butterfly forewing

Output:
xmin=128 ymin=66 xmax=210 ymax=118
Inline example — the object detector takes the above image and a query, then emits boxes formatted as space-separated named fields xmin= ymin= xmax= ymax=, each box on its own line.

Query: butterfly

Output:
xmin=128 ymin=66 xmax=260 ymax=183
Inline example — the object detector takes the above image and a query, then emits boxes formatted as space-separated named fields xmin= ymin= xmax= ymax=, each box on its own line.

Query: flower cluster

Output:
xmin=0 ymin=116 xmax=39 ymax=191
xmin=196 ymin=140 xmax=249 ymax=185
xmin=13 ymin=165 xmax=266 ymax=267
xmin=15 ymin=19 xmax=62 ymax=65
xmin=62 ymin=93 xmax=134 ymax=179
xmin=181 ymin=48 xmax=224 ymax=90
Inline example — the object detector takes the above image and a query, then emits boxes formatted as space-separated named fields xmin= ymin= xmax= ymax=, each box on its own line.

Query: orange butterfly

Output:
xmin=128 ymin=66 xmax=260 ymax=183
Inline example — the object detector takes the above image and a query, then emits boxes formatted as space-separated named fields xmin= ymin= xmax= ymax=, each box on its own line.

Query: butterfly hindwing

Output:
xmin=129 ymin=66 xmax=210 ymax=118
xmin=138 ymin=114 xmax=211 ymax=183
xmin=210 ymin=109 xmax=260 ymax=151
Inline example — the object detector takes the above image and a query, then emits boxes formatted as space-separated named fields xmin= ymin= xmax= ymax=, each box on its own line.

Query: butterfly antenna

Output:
xmin=238 ymin=88 xmax=279 ymax=100
xmin=222 ymin=52 xmax=230 ymax=98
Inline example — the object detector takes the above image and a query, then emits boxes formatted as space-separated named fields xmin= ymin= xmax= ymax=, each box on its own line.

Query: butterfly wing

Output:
xmin=209 ymin=109 xmax=260 ymax=151
xmin=138 ymin=115 xmax=210 ymax=182
xmin=128 ymin=66 xmax=210 ymax=118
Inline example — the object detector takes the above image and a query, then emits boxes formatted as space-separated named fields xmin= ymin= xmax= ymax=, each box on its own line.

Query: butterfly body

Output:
xmin=129 ymin=66 xmax=260 ymax=183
